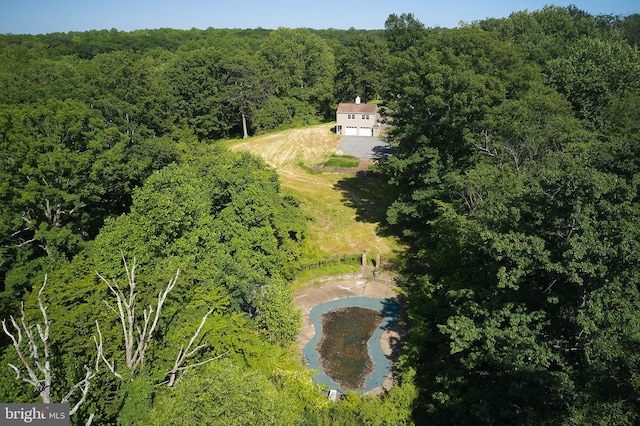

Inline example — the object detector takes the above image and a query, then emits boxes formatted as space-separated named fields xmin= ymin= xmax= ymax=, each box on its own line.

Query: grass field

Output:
xmin=228 ymin=123 xmax=403 ymax=262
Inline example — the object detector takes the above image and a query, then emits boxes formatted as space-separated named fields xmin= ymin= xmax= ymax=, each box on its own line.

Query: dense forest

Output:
xmin=1 ymin=5 xmax=639 ymax=424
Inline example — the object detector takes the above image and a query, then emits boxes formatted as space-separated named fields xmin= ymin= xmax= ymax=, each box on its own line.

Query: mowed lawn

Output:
xmin=228 ymin=123 xmax=403 ymax=259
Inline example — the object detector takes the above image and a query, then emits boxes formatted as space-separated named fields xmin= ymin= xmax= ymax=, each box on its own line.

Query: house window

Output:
xmin=347 ymin=113 xmax=355 ymax=119
xmin=362 ymin=114 xmax=369 ymax=120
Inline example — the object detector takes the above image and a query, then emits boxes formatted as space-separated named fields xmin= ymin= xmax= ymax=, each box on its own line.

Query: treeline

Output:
xmin=0 ymin=25 xmax=389 ymax=314
xmin=0 ymin=5 xmax=639 ymax=425
xmin=0 ymin=26 xmax=387 ymax=139
xmin=0 ymin=21 xmax=400 ymax=425
xmin=381 ymin=6 xmax=640 ymax=424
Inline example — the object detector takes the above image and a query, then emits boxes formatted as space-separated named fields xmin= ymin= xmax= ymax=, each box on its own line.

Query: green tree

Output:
xmin=397 ymin=148 xmax=640 ymax=422
xmin=358 ymin=368 xmax=417 ymax=425
xmin=144 ymin=359 xmax=293 ymax=425
xmin=384 ymin=13 xmax=427 ymax=52
xmin=596 ymin=92 xmax=640 ymax=179
xmin=547 ymin=36 xmax=640 ymax=128
xmin=0 ymin=99 xmax=178 ymax=315
xmin=476 ymin=6 xmax=612 ymax=65
xmin=0 ymin=52 xmax=85 ymax=106
xmin=166 ymin=48 xmax=269 ymax=140
xmin=0 ymin=100 xmax=115 ymax=309
xmin=217 ymin=52 xmax=268 ymax=138
xmin=381 ymin=22 xmax=640 ymax=423
xmin=382 ymin=28 xmax=542 ymax=238
xmin=334 ymin=33 xmax=390 ymax=103
xmin=622 ymin=13 xmax=640 ymax=46
xmin=257 ymin=28 xmax=335 ymax=128
xmin=254 ymin=277 xmax=301 ymax=345
xmin=78 ymin=50 xmax=178 ymax=137
xmin=91 ymin=147 xmax=307 ymax=317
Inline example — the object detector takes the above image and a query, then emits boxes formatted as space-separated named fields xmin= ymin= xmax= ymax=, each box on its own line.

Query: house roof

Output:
xmin=337 ymin=103 xmax=378 ymax=114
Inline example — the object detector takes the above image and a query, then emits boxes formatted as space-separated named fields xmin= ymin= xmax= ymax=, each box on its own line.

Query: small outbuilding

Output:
xmin=336 ymin=96 xmax=380 ymax=137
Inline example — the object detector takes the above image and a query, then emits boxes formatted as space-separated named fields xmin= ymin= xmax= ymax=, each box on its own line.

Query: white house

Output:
xmin=335 ymin=96 xmax=379 ymax=137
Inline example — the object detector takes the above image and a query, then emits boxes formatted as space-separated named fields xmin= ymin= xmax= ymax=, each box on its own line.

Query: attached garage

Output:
xmin=345 ymin=126 xmax=358 ymax=136
xmin=336 ymin=99 xmax=379 ymax=138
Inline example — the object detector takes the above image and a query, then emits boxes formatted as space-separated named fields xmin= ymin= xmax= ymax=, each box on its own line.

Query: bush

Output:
xmin=321 ymin=155 xmax=359 ymax=168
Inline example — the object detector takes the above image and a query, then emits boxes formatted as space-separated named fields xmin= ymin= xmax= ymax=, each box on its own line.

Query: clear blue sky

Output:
xmin=0 ymin=0 xmax=637 ymax=35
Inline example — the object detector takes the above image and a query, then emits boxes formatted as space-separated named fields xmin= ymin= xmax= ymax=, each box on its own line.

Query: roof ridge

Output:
xmin=337 ymin=103 xmax=378 ymax=113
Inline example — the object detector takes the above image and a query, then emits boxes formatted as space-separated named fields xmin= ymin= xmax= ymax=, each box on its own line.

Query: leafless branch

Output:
xmin=10 ymin=227 xmax=29 ymax=238
xmin=67 ymin=203 xmax=87 ymax=216
xmin=96 ymin=254 xmax=180 ymax=379
xmin=62 ymin=365 xmax=96 ymax=416
xmin=166 ymin=309 xmax=216 ymax=387
xmin=502 ymin=143 xmax=521 ymax=170
xmin=2 ymin=276 xmax=97 ymax=416
xmin=474 ymin=129 xmax=498 ymax=157
xmin=1 ymin=279 xmax=51 ymax=402
xmin=94 ymin=322 xmax=122 ymax=380
xmin=97 ymin=255 xmax=223 ymax=388
xmin=16 ymin=238 xmax=36 ymax=247
xmin=543 ymin=279 xmax=558 ymax=294
xmin=38 ymin=244 xmax=52 ymax=258
xmin=456 ymin=188 xmax=483 ymax=216
xmin=21 ymin=212 xmax=33 ymax=225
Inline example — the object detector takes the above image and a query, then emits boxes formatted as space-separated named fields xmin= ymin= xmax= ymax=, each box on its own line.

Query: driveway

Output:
xmin=337 ymin=136 xmax=393 ymax=160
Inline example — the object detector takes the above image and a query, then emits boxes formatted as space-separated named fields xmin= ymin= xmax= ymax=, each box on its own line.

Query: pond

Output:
xmin=302 ymin=296 xmax=400 ymax=393
xmin=318 ymin=307 xmax=383 ymax=390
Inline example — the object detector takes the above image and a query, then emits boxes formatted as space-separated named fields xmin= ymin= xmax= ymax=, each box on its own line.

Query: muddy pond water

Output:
xmin=318 ymin=307 xmax=383 ymax=390
xmin=302 ymin=296 xmax=400 ymax=393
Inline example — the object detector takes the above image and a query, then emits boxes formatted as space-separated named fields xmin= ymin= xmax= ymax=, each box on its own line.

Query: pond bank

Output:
xmin=293 ymin=275 xmax=405 ymax=395
xmin=303 ymin=297 xmax=400 ymax=393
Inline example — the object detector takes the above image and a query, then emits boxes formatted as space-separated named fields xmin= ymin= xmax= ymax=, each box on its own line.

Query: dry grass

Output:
xmin=229 ymin=124 xmax=403 ymax=259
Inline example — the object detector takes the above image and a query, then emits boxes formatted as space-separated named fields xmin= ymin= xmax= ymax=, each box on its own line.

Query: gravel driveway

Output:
xmin=337 ymin=136 xmax=393 ymax=159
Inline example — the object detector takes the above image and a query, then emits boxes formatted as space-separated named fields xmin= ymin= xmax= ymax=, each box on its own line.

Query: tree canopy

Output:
xmin=381 ymin=7 xmax=640 ymax=423
xmin=1 ymin=6 xmax=640 ymax=424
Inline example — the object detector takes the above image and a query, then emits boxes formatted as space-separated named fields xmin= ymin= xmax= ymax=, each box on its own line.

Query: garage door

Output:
xmin=359 ymin=127 xmax=373 ymax=136
xmin=345 ymin=126 xmax=358 ymax=136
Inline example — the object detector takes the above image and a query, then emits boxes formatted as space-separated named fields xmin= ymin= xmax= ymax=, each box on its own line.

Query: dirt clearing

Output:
xmin=232 ymin=126 xmax=406 ymax=394
xmin=229 ymin=124 xmax=403 ymax=257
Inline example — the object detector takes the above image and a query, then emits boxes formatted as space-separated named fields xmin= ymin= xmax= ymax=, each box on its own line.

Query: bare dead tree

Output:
xmin=96 ymin=256 xmax=225 ymax=385
xmin=2 ymin=281 xmax=52 ymax=403
xmin=95 ymin=255 xmax=178 ymax=379
xmin=473 ymin=129 xmax=499 ymax=158
xmin=94 ymin=322 xmax=122 ymax=380
xmin=2 ymin=276 xmax=98 ymax=420
xmin=165 ymin=309 xmax=226 ymax=387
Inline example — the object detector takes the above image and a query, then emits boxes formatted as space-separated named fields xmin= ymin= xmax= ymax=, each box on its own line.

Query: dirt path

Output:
xmin=294 ymin=273 xmax=405 ymax=395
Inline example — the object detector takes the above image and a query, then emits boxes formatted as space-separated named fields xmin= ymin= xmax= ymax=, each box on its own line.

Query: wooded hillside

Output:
xmin=382 ymin=7 xmax=640 ymax=424
xmin=1 ymin=5 xmax=639 ymax=425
